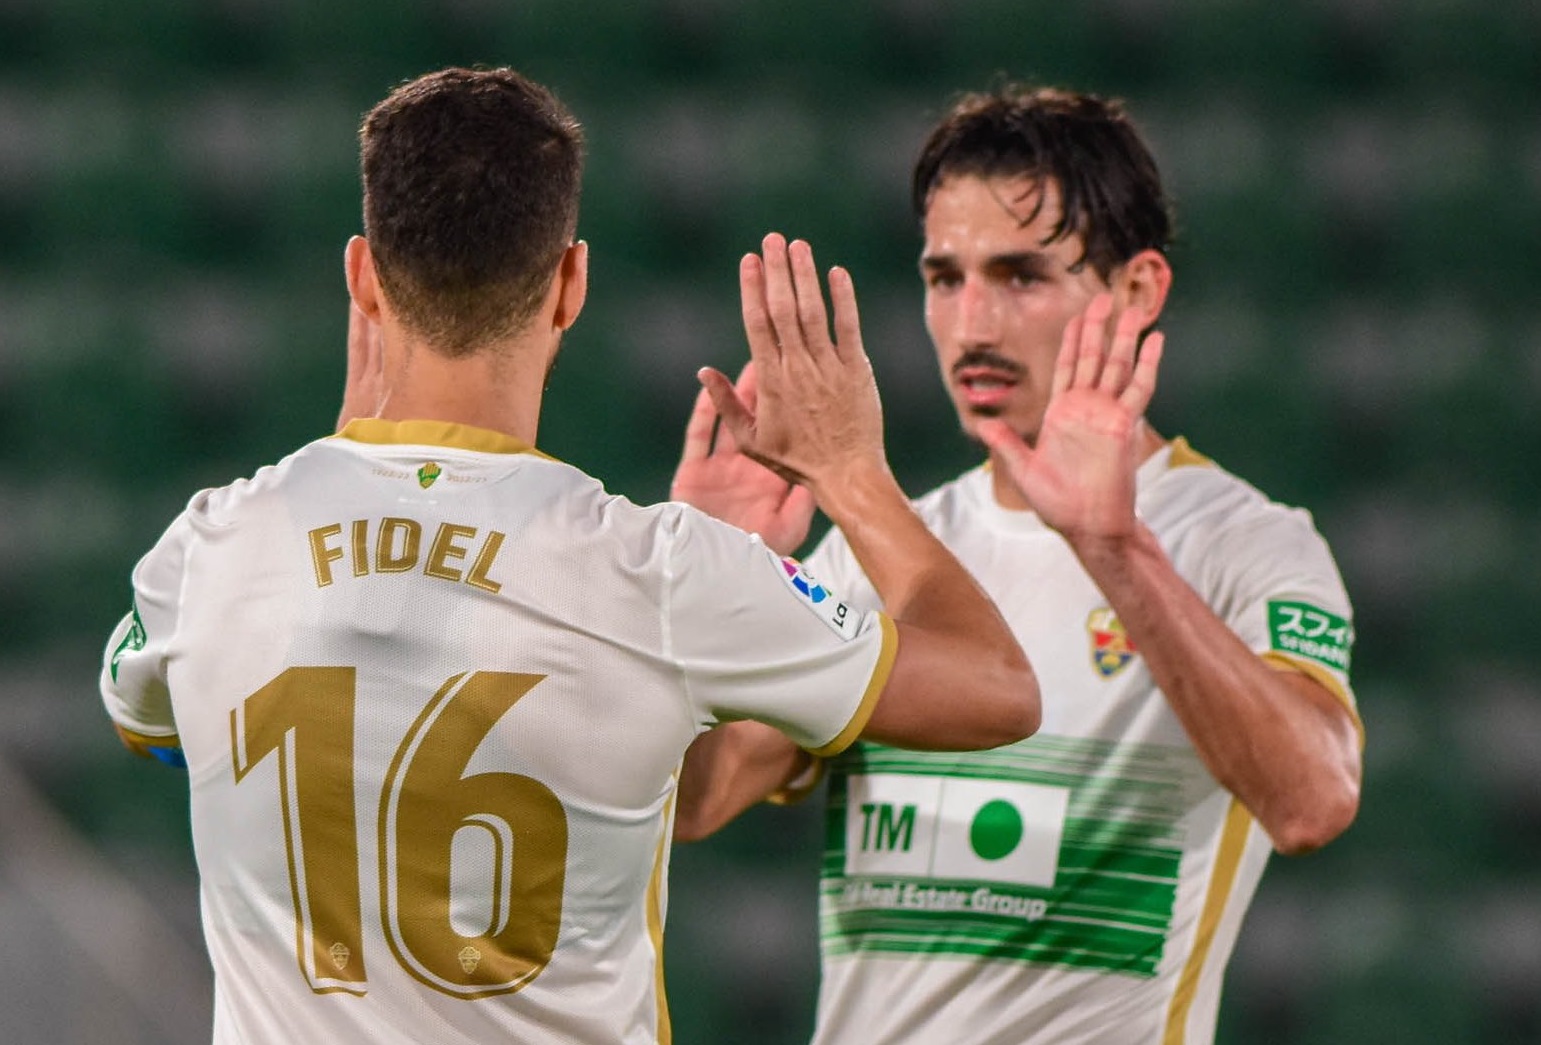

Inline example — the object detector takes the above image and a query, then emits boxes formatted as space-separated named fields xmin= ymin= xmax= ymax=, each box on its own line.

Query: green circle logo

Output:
xmin=970 ymin=799 xmax=1024 ymax=860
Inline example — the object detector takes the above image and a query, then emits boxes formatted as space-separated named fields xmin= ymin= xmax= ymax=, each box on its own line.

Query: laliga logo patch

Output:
xmin=1087 ymin=607 xmax=1138 ymax=678
xmin=417 ymin=462 xmax=442 ymax=489
xmin=776 ymin=554 xmax=856 ymax=639
xmin=782 ymin=557 xmax=830 ymax=602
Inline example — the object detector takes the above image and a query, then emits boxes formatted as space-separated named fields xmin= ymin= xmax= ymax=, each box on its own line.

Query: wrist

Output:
xmin=808 ymin=458 xmax=903 ymax=526
xmin=1066 ymin=520 xmax=1160 ymax=582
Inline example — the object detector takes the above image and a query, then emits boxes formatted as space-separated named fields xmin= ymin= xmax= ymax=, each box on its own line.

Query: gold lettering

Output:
xmin=351 ymin=520 xmax=370 ymax=577
xmin=309 ymin=524 xmax=344 ymax=587
xmin=466 ymin=530 xmax=506 ymax=594
xmin=377 ymin=517 xmax=421 ymax=573
xmin=426 ymin=523 xmax=476 ymax=583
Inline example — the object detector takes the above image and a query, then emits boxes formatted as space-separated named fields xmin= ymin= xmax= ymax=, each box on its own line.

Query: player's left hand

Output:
xmin=336 ymin=302 xmax=386 ymax=432
xmin=671 ymin=361 xmax=816 ymax=555
xmin=976 ymin=293 xmax=1164 ymax=545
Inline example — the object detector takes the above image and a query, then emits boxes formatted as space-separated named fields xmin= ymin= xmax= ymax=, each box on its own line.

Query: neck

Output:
xmin=377 ymin=332 xmax=552 ymax=446
xmin=988 ymin=423 xmax=1168 ymax=512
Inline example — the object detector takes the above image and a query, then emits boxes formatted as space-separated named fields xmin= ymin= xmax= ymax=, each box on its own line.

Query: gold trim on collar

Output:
xmin=1167 ymin=436 xmax=1212 ymax=469
xmin=335 ymin=418 xmax=548 ymax=458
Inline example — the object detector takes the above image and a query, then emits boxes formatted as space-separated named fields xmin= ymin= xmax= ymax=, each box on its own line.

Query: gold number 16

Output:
xmin=231 ymin=668 xmax=568 ymax=999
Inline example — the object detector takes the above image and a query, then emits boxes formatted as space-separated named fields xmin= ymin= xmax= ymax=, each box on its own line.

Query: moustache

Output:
xmin=951 ymin=351 xmax=1026 ymax=378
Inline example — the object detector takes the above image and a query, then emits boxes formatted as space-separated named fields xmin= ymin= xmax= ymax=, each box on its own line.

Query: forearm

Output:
xmin=813 ymin=462 xmax=1040 ymax=748
xmin=674 ymin=721 xmax=810 ymax=842
xmin=1072 ymin=524 xmax=1361 ymax=854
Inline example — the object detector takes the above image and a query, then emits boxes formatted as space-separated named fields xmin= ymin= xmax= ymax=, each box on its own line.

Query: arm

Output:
xmin=674 ymin=720 xmax=810 ymax=842
xmin=977 ymin=296 xmax=1360 ymax=854
xmin=704 ymin=234 xmax=1039 ymax=752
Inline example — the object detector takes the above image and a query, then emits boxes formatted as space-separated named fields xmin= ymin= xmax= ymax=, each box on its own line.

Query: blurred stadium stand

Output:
xmin=1 ymin=0 xmax=1537 ymax=1041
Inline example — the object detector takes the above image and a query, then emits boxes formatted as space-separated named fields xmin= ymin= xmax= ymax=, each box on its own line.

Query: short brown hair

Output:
xmin=912 ymin=86 xmax=1172 ymax=279
xmin=360 ymin=67 xmax=585 ymax=355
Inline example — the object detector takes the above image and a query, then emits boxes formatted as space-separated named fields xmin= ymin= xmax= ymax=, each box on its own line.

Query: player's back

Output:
xmin=165 ymin=420 xmax=712 ymax=1044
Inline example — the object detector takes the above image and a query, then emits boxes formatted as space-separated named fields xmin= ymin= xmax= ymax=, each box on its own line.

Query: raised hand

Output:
xmin=336 ymin=302 xmax=387 ymax=432
xmin=976 ymin=294 xmax=1164 ymax=544
xmin=697 ymin=233 xmax=889 ymax=501
xmin=671 ymin=361 xmax=816 ymax=555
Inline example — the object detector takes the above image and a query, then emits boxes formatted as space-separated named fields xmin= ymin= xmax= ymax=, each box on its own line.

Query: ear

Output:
xmin=345 ymin=236 xmax=384 ymax=322
xmin=552 ymin=240 xmax=588 ymax=332
xmin=1111 ymin=248 xmax=1173 ymax=325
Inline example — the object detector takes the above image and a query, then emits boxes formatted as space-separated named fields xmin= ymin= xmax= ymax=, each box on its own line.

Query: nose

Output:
xmin=955 ymin=277 xmax=1002 ymax=346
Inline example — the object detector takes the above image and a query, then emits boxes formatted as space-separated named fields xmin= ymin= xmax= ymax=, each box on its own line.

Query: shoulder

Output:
xmin=1152 ymin=441 xmax=1349 ymax=596
xmin=1152 ymin=441 xmax=1326 ymax=543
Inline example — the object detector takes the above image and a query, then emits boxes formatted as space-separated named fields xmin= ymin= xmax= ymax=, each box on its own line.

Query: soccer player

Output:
xmin=671 ymin=85 xmax=1363 ymax=1044
xmin=98 ymin=67 xmax=1042 ymax=1045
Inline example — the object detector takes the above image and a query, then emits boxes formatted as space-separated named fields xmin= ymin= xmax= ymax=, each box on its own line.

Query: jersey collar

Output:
xmin=335 ymin=418 xmax=547 ymax=458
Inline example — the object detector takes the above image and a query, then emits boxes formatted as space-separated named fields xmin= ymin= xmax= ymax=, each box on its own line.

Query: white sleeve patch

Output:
xmin=769 ymin=548 xmax=860 ymax=640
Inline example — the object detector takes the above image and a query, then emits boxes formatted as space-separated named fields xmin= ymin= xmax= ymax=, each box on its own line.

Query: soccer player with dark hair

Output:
xmin=673 ymin=84 xmax=1363 ymax=1045
xmin=99 ymin=67 xmax=1043 ymax=1044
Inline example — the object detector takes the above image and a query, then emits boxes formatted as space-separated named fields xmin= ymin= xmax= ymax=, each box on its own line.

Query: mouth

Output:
xmin=952 ymin=354 xmax=1024 ymax=412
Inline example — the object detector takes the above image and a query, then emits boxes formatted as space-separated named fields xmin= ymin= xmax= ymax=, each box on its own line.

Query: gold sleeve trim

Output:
xmin=114 ymin=723 xmax=181 ymax=758
xmin=765 ymin=757 xmax=828 ymax=806
xmin=1260 ymin=650 xmax=1365 ymax=749
xmin=1166 ymin=436 xmax=1213 ymax=469
xmin=807 ymin=613 xmax=898 ymax=759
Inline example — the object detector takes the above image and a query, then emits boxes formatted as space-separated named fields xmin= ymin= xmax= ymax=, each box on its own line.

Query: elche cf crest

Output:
xmin=1086 ymin=607 xmax=1138 ymax=677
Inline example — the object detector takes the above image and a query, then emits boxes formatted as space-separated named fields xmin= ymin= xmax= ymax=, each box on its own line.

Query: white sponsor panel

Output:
xmin=931 ymin=777 xmax=1070 ymax=889
xmin=843 ymin=773 xmax=942 ymax=876
xmin=843 ymin=773 xmax=1070 ymax=889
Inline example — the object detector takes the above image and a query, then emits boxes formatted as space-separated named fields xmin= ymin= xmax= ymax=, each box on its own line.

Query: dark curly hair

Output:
xmin=912 ymin=85 xmax=1172 ymax=279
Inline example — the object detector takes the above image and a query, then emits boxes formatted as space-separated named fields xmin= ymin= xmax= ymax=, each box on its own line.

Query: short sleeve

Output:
xmin=100 ymin=511 xmax=194 ymax=765
xmin=1199 ymin=504 xmax=1359 ymax=720
xmin=664 ymin=507 xmax=897 ymax=756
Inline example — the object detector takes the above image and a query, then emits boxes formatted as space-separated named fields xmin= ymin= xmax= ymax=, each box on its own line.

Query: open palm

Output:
xmin=671 ymin=362 xmax=816 ymax=556
xmin=977 ymin=295 xmax=1165 ymax=542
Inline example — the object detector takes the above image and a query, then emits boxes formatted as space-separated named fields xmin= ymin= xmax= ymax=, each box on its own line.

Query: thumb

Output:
xmin=975 ymin=419 xmax=1034 ymax=489
xmin=699 ymin=367 xmax=757 ymax=450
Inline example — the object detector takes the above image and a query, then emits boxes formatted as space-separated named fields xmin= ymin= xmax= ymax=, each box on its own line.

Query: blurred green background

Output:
xmin=1 ymin=1 xmax=1537 ymax=1042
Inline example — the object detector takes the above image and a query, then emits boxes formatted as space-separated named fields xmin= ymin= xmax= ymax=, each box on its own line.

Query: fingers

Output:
xmin=716 ymin=363 xmax=758 ymax=454
xmin=747 ymin=233 xmax=841 ymax=366
xmin=1118 ymin=330 xmax=1164 ymax=415
xmin=827 ymin=265 xmax=864 ymax=363
xmin=787 ymin=239 xmax=833 ymax=358
xmin=1069 ymin=294 xmax=1114 ymax=389
xmin=1055 ymin=293 xmax=1158 ymax=411
xmin=739 ymin=251 xmax=780 ymax=367
xmin=1050 ymin=311 xmax=1082 ymax=398
xmin=1096 ymin=305 xmax=1146 ymax=399
xmin=698 ymin=367 xmax=756 ymax=450
xmin=759 ymin=233 xmax=801 ymax=357
xmin=974 ymin=418 xmax=1033 ymax=478
xmin=679 ymin=381 xmax=721 ymax=465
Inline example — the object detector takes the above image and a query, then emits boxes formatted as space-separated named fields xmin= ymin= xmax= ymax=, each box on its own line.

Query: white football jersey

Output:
xmin=101 ymin=418 xmax=895 ymax=1045
xmin=802 ymin=439 xmax=1358 ymax=1045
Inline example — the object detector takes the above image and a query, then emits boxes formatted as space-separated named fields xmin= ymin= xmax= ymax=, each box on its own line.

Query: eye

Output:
xmin=925 ymin=270 xmax=962 ymax=290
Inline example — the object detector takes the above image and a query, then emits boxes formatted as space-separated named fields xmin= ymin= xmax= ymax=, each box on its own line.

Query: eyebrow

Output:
xmin=919 ymin=250 xmax=1054 ymax=272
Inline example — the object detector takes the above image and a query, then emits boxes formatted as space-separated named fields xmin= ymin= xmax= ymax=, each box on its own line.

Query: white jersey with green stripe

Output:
xmin=99 ymin=419 xmax=895 ymax=1045
xmin=802 ymin=439 xmax=1356 ymax=1045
